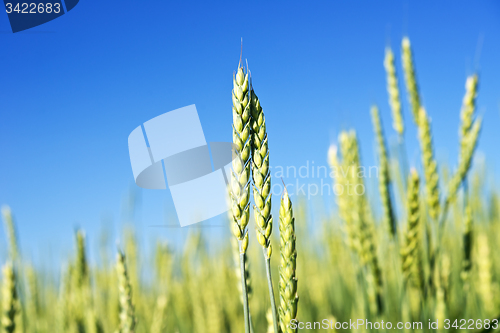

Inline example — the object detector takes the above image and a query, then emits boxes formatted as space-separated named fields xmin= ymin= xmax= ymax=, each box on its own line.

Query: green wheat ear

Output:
xmin=417 ymin=107 xmax=440 ymax=220
xmin=402 ymin=37 xmax=421 ymax=124
xmin=328 ymin=144 xmax=356 ymax=248
xmin=250 ymin=82 xmax=279 ymax=333
xmin=230 ymin=62 xmax=251 ymax=333
xmin=279 ymin=187 xmax=298 ymax=333
xmin=400 ymin=169 xmax=424 ymax=291
xmin=74 ymin=230 xmax=89 ymax=288
xmin=2 ymin=261 xmax=18 ymax=333
xmin=384 ymin=47 xmax=404 ymax=135
xmin=115 ymin=250 xmax=136 ymax=333
xmin=250 ymin=86 xmax=273 ymax=258
xmin=448 ymin=117 xmax=482 ymax=202
xmin=459 ymin=74 xmax=479 ymax=155
xmin=371 ymin=105 xmax=396 ymax=237
xmin=230 ymin=64 xmax=251 ymax=249
xmin=1 ymin=206 xmax=19 ymax=262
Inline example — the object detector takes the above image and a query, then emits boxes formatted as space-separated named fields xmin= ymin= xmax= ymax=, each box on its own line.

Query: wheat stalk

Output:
xmin=279 ymin=187 xmax=298 ymax=333
xmin=341 ymin=131 xmax=384 ymax=312
xmin=371 ymin=105 xmax=396 ymax=237
xmin=2 ymin=261 xmax=18 ymax=333
xmin=461 ymin=201 xmax=473 ymax=290
xmin=230 ymin=63 xmax=251 ymax=333
xmin=116 ymin=250 xmax=136 ymax=333
xmin=249 ymin=82 xmax=279 ymax=333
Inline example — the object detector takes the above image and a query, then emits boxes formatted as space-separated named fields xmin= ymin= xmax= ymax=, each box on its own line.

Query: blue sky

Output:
xmin=0 ymin=1 xmax=499 ymax=266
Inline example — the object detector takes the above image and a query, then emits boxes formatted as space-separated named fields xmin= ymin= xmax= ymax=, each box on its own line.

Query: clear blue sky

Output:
xmin=0 ymin=1 xmax=499 ymax=266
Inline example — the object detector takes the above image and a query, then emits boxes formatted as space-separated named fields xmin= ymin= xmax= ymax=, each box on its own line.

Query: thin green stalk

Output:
xmin=371 ymin=105 xmax=396 ymax=238
xmin=265 ymin=258 xmax=279 ymax=333
xmin=397 ymin=134 xmax=409 ymax=195
xmin=239 ymin=252 xmax=250 ymax=333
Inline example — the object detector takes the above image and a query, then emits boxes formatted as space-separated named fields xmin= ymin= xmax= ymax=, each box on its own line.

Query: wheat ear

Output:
xmin=116 ymin=250 xmax=136 ymax=333
xmin=328 ymin=144 xmax=357 ymax=249
xmin=371 ymin=105 xmax=396 ymax=237
xmin=337 ymin=132 xmax=362 ymax=251
xmin=417 ymin=107 xmax=440 ymax=220
xmin=402 ymin=37 xmax=421 ymax=124
xmin=400 ymin=169 xmax=424 ymax=291
xmin=249 ymin=83 xmax=279 ymax=333
xmin=342 ymin=131 xmax=384 ymax=312
xmin=459 ymin=74 xmax=479 ymax=155
xmin=477 ymin=234 xmax=494 ymax=315
xmin=1 ymin=261 xmax=18 ymax=333
xmin=448 ymin=117 xmax=482 ymax=203
xmin=279 ymin=187 xmax=298 ymax=333
xmin=1 ymin=206 xmax=19 ymax=262
xmin=230 ymin=64 xmax=251 ymax=333
xmin=384 ymin=47 xmax=404 ymax=135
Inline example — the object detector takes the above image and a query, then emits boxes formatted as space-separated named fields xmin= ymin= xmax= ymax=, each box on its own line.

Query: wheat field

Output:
xmin=1 ymin=37 xmax=499 ymax=333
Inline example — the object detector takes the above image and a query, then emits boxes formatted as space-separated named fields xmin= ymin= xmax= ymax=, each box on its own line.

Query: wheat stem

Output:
xmin=371 ymin=105 xmax=397 ymax=238
xmin=265 ymin=258 xmax=279 ymax=333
